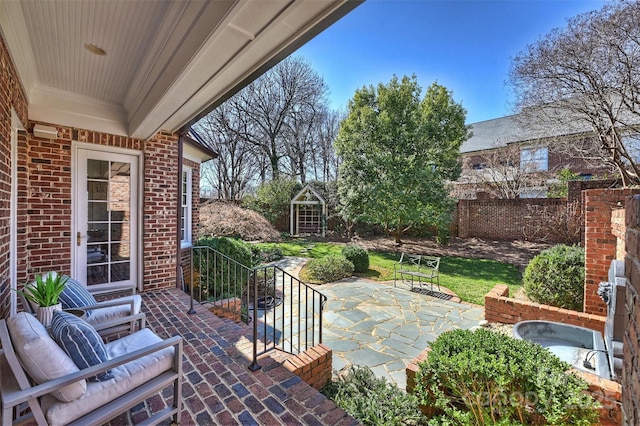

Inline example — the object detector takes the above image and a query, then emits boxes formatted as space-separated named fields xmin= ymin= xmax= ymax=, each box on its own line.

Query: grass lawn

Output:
xmin=255 ymin=240 xmax=522 ymax=306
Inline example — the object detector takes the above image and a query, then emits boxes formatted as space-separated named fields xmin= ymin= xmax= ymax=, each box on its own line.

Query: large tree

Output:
xmin=509 ymin=0 xmax=640 ymax=186
xmin=335 ymin=75 xmax=469 ymax=244
xmin=233 ymin=56 xmax=328 ymax=180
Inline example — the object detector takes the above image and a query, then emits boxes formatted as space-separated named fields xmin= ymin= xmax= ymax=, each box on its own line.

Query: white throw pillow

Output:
xmin=7 ymin=312 xmax=87 ymax=402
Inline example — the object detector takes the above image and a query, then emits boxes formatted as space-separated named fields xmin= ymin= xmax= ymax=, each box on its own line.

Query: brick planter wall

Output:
xmin=484 ymin=284 xmax=606 ymax=333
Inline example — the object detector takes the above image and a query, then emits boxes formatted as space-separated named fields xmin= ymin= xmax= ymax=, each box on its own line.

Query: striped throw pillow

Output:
xmin=51 ymin=311 xmax=113 ymax=382
xmin=59 ymin=277 xmax=97 ymax=318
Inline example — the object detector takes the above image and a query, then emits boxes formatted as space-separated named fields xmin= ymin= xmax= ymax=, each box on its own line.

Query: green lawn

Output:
xmin=255 ymin=240 xmax=522 ymax=306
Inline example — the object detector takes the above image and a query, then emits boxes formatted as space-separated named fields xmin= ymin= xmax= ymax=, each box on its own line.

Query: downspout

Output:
xmin=176 ymin=133 xmax=184 ymax=289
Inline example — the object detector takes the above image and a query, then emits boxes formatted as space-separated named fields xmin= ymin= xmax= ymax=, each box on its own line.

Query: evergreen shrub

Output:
xmin=415 ymin=329 xmax=599 ymax=425
xmin=341 ymin=244 xmax=370 ymax=273
xmin=523 ymin=244 xmax=585 ymax=311
xmin=321 ymin=366 xmax=425 ymax=425
xmin=305 ymin=255 xmax=354 ymax=283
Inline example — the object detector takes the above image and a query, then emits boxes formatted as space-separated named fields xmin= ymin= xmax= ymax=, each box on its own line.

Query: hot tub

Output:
xmin=513 ymin=320 xmax=611 ymax=379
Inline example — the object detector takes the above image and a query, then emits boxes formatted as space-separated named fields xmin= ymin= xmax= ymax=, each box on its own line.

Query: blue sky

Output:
xmin=295 ymin=0 xmax=606 ymax=124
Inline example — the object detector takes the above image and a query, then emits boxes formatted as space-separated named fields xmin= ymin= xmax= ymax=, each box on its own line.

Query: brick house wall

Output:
xmin=583 ymin=188 xmax=640 ymax=316
xmin=0 ymin=34 xmax=29 ymax=319
xmin=624 ymin=195 xmax=640 ymax=423
xmin=0 ymin=30 xmax=205 ymax=317
xmin=457 ymin=137 xmax=611 ymax=200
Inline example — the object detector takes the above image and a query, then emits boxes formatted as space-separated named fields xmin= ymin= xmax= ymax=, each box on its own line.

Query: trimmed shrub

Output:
xmin=523 ymin=244 xmax=585 ymax=311
xmin=341 ymin=244 xmax=370 ymax=273
xmin=414 ymin=329 xmax=599 ymax=425
xmin=322 ymin=366 xmax=425 ymax=425
xmin=305 ymin=255 xmax=354 ymax=283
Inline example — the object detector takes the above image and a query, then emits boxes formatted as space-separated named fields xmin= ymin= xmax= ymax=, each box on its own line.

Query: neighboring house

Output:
xmin=454 ymin=114 xmax=610 ymax=199
xmin=0 ymin=0 xmax=360 ymax=318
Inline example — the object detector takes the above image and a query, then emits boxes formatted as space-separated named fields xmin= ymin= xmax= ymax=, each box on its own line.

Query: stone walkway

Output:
xmin=276 ymin=258 xmax=485 ymax=390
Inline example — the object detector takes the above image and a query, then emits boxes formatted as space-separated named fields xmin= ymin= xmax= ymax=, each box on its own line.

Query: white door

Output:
xmin=74 ymin=146 xmax=139 ymax=291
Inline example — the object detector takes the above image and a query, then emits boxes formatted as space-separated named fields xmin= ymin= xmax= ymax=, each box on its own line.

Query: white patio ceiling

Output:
xmin=0 ymin=0 xmax=361 ymax=140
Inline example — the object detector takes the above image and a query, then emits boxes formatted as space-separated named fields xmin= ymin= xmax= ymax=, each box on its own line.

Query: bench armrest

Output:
xmin=3 ymin=335 xmax=182 ymax=408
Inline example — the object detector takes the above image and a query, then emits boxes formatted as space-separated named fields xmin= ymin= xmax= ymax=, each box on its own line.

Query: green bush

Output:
xmin=341 ymin=244 xmax=370 ymax=273
xmin=193 ymin=237 xmax=256 ymax=302
xmin=305 ymin=255 xmax=354 ymax=283
xmin=243 ymin=179 xmax=302 ymax=224
xmin=251 ymin=245 xmax=283 ymax=264
xmin=322 ymin=366 xmax=425 ymax=425
xmin=415 ymin=329 xmax=599 ymax=425
xmin=523 ymin=244 xmax=585 ymax=311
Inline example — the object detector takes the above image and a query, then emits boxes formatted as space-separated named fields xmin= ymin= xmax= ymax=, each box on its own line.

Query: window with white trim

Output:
xmin=181 ymin=167 xmax=192 ymax=247
xmin=520 ymin=146 xmax=548 ymax=172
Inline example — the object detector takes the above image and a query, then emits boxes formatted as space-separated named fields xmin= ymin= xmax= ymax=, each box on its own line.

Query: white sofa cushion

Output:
xmin=85 ymin=295 xmax=142 ymax=326
xmin=41 ymin=328 xmax=175 ymax=426
xmin=6 ymin=312 xmax=87 ymax=402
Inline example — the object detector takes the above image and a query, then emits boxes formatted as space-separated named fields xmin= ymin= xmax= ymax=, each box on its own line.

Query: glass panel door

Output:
xmin=76 ymin=149 xmax=138 ymax=290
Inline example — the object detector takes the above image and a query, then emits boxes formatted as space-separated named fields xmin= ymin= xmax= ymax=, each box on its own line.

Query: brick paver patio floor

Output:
xmin=111 ymin=288 xmax=356 ymax=426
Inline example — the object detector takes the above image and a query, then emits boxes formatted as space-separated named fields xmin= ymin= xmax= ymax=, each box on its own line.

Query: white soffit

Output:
xmin=0 ymin=0 xmax=362 ymax=140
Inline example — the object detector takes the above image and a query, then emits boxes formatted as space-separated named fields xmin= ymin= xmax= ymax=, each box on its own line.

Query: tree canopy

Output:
xmin=335 ymin=75 xmax=469 ymax=243
xmin=509 ymin=0 xmax=640 ymax=186
xmin=195 ymin=56 xmax=342 ymax=199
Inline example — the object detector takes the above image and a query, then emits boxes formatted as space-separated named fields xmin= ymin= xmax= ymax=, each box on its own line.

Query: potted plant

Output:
xmin=18 ymin=273 xmax=68 ymax=326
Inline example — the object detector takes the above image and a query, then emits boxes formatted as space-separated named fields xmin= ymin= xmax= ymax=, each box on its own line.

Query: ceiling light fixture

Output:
xmin=84 ymin=43 xmax=106 ymax=56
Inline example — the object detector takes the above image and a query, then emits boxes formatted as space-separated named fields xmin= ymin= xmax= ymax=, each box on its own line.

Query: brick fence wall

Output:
xmin=623 ymin=195 xmax=640 ymax=424
xmin=453 ymin=179 xmax=623 ymax=244
xmin=456 ymin=198 xmax=569 ymax=242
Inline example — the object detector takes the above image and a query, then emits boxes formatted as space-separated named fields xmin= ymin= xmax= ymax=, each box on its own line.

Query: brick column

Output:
xmin=623 ymin=194 xmax=640 ymax=424
xmin=584 ymin=188 xmax=640 ymax=315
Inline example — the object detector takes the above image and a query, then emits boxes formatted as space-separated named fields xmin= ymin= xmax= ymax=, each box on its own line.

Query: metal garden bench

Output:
xmin=393 ymin=253 xmax=441 ymax=291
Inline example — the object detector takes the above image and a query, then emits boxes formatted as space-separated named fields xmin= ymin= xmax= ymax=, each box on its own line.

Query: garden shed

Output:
xmin=290 ymin=185 xmax=326 ymax=237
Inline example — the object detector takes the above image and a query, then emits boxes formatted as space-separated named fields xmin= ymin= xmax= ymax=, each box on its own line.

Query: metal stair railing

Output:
xmin=186 ymin=247 xmax=326 ymax=371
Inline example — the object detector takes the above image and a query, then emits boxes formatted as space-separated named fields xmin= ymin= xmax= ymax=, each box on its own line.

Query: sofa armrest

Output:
xmin=77 ymin=298 xmax=136 ymax=312
xmin=3 ymin=334 xmax=182 ymax=408
xmin=91 ymin=313 xmax=146 ymax=336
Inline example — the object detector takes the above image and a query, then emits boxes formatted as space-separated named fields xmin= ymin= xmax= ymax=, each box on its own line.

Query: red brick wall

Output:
xmin=623 ymin=194 xmax=640 ymax=424
xmin=456 ymin=198 xmax=569 ymax=242
xmin=0 ymin=33 xmax=29 ymax=319
xmin=484 ymin=284 xmax=606 ymax=333
xmin=143 ymin=132 xmax=179 ymax=291
xmin=282 ymin=344 xmax=333 ymax=390
xmin=583 ymin=188 xmax=640 ymax=315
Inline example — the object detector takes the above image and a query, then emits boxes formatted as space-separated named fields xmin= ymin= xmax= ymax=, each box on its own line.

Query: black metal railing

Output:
xmin=187 ymin=247 xmax=326 ymax=371
xmin=189 ymin=246 xmax=253 ymax=322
